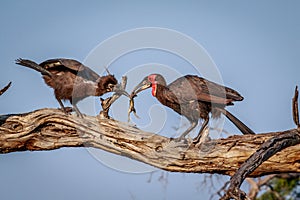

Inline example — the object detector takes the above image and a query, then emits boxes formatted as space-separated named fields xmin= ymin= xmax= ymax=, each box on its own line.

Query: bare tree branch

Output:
xmin=247 ymin=173 xmax=300 ymax=199
xmin=99 ymin=76 xmax=128 ymax=119
xmin=293 ymin=86 xmax=299 ymax=128
xmin=221 ymin=132 xmax=300 ymax=200
xmin=0 ymin=108 xmax=299 ymax=177
xmin=246 ymin=175 xmax=276 ymax=199
xmin=246 ymin=178 xmax=259 ymax=199
xmin=0 ymin=82 xmax=11 ymax=96
xmin=221 ymin=86 xmax=300 ymax=200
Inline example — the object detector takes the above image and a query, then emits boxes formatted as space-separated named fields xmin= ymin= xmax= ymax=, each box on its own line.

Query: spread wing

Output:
xmin=39 ymin=58 xmax=100 ymax=81
xmin=167 ymin=75 xmax=243 ymax=105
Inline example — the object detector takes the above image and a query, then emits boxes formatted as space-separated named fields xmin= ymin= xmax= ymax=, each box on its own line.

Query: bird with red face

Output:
xmin=16 ymin=58 xmax=125 ymax=117
xmin=130 ymin=74 xmax=255 ymax=143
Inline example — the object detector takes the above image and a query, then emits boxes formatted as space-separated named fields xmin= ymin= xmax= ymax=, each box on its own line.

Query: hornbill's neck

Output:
xmin=154 ymin=83 xmax=171 ymax=106
xmin=149 ymin=74 xmax=167 ymax=98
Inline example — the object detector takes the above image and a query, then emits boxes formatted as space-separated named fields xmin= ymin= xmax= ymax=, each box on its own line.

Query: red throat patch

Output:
xmin=151 ymin=83 xmax=157 ymax=96
xmin=148 ymin=74 xmax=157 ymax=96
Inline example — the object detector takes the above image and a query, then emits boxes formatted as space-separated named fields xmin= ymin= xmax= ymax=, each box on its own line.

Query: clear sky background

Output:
xmin=0 ymin=1 xmax=299 ymax=200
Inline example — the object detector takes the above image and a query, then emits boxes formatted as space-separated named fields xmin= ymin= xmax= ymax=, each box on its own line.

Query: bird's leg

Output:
xmin=73 ymin=106 xmax=83 ymax=118
xmin=56 ymin=97 xmax=72 ymax=114
xmin=73 ymin=104 xmax=84 ymax=118
xmin=67 ymin=98 xmax=84 ymax=118
xmin=193 ymin=117 xmax=209 ymax=144
xmin=173 ymin=121 xmax=198 ymax=142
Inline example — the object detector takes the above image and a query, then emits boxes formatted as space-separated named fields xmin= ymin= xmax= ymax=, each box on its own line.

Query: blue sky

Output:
xmin=0 ymin=1 xmax=299 ymax=200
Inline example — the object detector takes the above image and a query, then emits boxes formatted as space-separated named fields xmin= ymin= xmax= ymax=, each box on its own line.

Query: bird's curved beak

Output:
xmin=131 ymin=77 xmax=152 ymax=97
xmin=112 ymin=84 xmax=130 ymax=97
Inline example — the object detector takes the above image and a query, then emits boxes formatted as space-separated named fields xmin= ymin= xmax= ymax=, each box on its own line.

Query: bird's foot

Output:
xmin=76 ymin=112 xmax=85 ymax=118
xmin=192 ymin=135 xmax=211 ymax=145
xmin=59 ymin=107 xmax=73 ymax=115
xmin=170 ymin=137 xmax=188 ymax=144
xmin=59 ymin=107 xmax=85 ymax=118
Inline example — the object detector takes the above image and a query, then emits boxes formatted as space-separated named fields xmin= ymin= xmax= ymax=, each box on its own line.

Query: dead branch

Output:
xmin=0 ymin=82 xmax=12 ymax=96
xmin=99 ymin=76 xmax=128 ymax=119
xmin=246 ymin=175 xmax=276 ymax=199
xmin=293 ymin=86 xmax=299 ymax=128
xmin=246 ymin=178 xmax=259 ymax=199
xmin=221 ymin=132 xmax=300 ymax=200
xmin=247 ymin=173 xmax=300 ymax=199
xmin=0 ymin=108 xmax=299 ymax=177
xmin=221 ymin=86 xmax=300 ymax=200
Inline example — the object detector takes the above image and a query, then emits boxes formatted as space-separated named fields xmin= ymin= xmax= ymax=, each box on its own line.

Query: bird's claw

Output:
xmin=60 ymin=107 xmax=73 ymax=114
xmin=170 ymin=137 xmax=188 ymax=144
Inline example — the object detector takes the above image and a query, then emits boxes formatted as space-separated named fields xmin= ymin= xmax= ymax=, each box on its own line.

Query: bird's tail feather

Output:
xmin=218 ymin=108 xmax=255 ymax=135
xmin=15 ymin=58 xmax=52 ymax=77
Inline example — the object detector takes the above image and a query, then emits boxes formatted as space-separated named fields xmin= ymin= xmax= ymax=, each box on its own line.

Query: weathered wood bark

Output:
xmin=221 ymin=132 xmax=300 ymax=200
xmin=0 ymin=108 xmax=299 ymax=177
xmin=220 ymin=86 xmax=300 ymax=200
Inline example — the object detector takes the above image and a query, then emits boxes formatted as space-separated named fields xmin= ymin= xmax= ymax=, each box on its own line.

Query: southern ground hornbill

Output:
xmin=130 ymin=74 xmax=255 ymax=143
xmin=15 ymin=58 xmax=123 ymax=117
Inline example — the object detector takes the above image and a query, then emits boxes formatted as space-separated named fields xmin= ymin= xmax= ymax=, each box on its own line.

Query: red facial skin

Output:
xmin=148 ymin=74 xmax=157 ymax=96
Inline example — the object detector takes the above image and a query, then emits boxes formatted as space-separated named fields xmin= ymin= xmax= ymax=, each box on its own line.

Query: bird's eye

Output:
xmin=107 ymin=83 xmax=115 ymax=91
xmin=147 ymin=75 xmax=156 ymax=83
xmin=108 ymin=83 xmax=114 ymax=88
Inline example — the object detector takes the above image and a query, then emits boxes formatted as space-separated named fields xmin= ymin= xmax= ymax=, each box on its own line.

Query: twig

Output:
xmin=293 ymin=86 xmax=299 ymax=128
xmin=246 ymin=178 xmax=259 ymax=199
xmin=246 ymin=175 xmax=276 ymax=199
xmin=99 ymin=76 xmax=128 ymax=119
xmin=214 ymin=181 xmax=230 ymax=199
xmin=255 ymin=173 xmax=299 ymax=199
xmin=221 ymin=88 xmax=300 ymax=200
xmin=221 ymin=132 xmax=300 ymax=200
xmin=0 ymin=82 xmax=12 ymax=96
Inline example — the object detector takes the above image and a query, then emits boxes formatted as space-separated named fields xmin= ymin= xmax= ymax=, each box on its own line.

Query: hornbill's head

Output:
xmin=97 ymin=75 xmax=129 ymax=97
xmin=131 ymin=74 xmax=166 ymax=97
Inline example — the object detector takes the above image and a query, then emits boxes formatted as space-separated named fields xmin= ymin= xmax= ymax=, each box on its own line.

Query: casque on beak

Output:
xmin=131 ymin=77 xmax=152 ymax=97
xmin=112 ymin=83 xmax=130 ymax=97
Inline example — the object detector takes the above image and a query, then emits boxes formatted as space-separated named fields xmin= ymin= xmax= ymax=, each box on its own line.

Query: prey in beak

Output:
xmin=113 ymin=83 xmax=130 ymax=97
xmin=127 ymin=76 xmax=152 ymax=122
xmin=99 ymin=76 xmax=130 ymax=119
